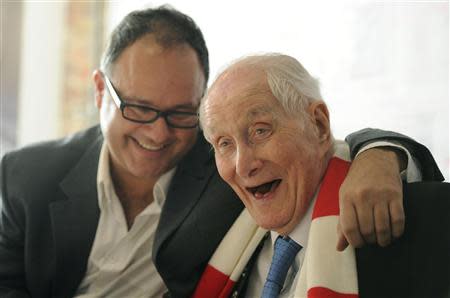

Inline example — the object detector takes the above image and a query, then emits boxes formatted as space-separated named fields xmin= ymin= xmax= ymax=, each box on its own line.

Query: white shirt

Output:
xmin=74 ymin=142 xmax=176 ymax=298
xmin=245 ymin=141 xmax=421 ymax=298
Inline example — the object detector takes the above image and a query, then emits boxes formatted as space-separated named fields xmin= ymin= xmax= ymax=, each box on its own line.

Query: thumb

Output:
xmin=336 ymin=222 xmax=349 ymax=251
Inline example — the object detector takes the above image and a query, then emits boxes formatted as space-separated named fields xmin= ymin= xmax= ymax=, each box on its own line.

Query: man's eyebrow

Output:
xmin=121 ymin=96 xmax=151 ymax=105
xmin=114 ymin=88 xmax=150 ymax=105
xmin=114 ymin=84 xmax=200 ymax=110
xmin=121 ymin=94 xmax=199 ymax=110
xmin=169 ymin=104 xmax=199 ymax=111
xmin=246 ymin=106 xmax=273 ymax=120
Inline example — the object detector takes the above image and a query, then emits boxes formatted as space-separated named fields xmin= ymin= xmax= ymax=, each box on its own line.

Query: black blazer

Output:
xmin=0 ymin=126 xmax=242 ymax=298
xmin=356 ymin=182 xmax=450 ymax=298
xmin=0 ymin=126 xmax=444 ymax=297
xmin=231 ymin=182 xmax=450 ymax=298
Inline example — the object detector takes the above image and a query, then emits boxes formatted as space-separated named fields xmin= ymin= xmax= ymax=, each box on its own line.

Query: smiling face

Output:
xmin=94 ymin=34 xmax=205 ymax=186
xmin=202 ymin=64 xmax=332 ymax=235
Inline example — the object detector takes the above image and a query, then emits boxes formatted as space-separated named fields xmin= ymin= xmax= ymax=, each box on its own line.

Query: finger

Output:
xmin=336 ymin=220 xmax=349 ymax=251
xmin=389 ymin=200 xmax=405 ymax=239
xmin=374 ymin=203 xmax=391 ymax=247
xmin=336 ymin=231 xmax=349 ymax=251
xmin=356 ymin=201 xmax=376 ymax=244
xmin=340 ymin=201 xmax=365 ymax=248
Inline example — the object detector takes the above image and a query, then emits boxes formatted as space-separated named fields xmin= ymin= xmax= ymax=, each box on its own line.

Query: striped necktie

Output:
xmin=261 ymin=236 xmax=302 ymax=298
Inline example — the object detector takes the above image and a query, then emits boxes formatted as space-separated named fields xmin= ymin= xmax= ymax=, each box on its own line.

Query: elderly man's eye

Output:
xmin=216 ymin=138 xmax=233 ymax=152
xmin=255 ymin=128 xmax=267 ymax=135
xmin=253 ymin=126 xmax=272 ymax=139
xmin=218 ymin=139 xmax=230 ymax=148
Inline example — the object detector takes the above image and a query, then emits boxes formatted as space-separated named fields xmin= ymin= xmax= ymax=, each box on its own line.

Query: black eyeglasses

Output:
xmin=103 ymin=74 xmax=199 ymax=129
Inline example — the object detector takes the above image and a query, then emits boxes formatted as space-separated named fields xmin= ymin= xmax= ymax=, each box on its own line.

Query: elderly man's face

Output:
xmin=202 ymin=66 xmax=330 ymax=235
xmin=94 ymin=34 xmax=205 ymax=183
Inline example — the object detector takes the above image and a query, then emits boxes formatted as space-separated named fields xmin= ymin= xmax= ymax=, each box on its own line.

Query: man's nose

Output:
xmin=142 ymin=116 xmax=172 ymax=143
xmin=235 ymin=145 xmax=263 ymax=178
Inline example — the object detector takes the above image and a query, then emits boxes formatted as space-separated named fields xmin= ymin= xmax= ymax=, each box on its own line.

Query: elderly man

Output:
xmin=195 ymin=54 xmax=449 ymax=298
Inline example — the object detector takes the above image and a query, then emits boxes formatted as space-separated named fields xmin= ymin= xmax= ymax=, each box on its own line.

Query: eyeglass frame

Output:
xmin=102 ymin=73 xmax=199 ymax=129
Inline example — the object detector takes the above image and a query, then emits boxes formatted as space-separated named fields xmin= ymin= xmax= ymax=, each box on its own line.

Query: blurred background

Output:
xmin=1 ymin=0 xmax=448 ymax=180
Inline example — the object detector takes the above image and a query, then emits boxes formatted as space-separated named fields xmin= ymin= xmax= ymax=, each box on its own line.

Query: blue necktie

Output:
xmin=261 ymin=236 xmax=302 ymax=298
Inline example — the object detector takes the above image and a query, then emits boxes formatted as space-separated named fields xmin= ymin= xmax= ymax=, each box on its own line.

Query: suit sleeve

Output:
xmin=345 ymin=128 xmax=444 ymax=182
xmin=0 ymin=154 xmax=31 ymax=297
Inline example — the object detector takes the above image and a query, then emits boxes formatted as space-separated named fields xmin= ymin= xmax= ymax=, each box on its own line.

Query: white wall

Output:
xmin=108 ymin=1 xmax=449 ymax=180
xmin=17 ymin=2 xmax=67 ymax=146
xmin=11 ymin=1 xmax=448 ymax=180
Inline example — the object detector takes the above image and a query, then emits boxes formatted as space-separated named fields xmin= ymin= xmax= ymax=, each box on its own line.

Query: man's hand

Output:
xmin=336 ymin=147 xmax=407 ymax=251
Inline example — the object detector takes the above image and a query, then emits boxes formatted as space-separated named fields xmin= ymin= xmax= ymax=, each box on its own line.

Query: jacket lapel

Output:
xmin=49 ymin=135 xmax=102 ymax=297
xmin=153 ymin=134 xmax=214 ymax=258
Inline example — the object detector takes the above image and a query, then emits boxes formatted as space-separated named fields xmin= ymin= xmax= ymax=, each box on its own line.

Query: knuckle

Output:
xmin=365 ymin=237 xmax=376 ymax=244
xmin=351 ymin=239 xmax=365 ymax=248
xmin=382 ymin=186 xmax=402 ymax=200
xmin=377 ymin=226 xmax=390 ymax=238
xmin=360 ymin=227 xmax=374 ymax=238
xmin=357 ymin=188 xmax=375 ymax=204
xmin=350 ymin=186 xmax=403 ymax=206
xmin=359 ymin=187 xmax=372 ymax=198
xmin=339 ymin=188 xmax=352 ymax=203
xmin=341 ymin=189 xmax=367 ymax=206
xmin=342 ymin=225 xmax=358 ymax=238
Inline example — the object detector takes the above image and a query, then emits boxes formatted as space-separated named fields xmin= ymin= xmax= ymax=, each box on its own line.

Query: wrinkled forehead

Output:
xmin=201 ymin=66 xmax=280 ymax=139
xmin=209 ymin=63 xmax=267 ymax=106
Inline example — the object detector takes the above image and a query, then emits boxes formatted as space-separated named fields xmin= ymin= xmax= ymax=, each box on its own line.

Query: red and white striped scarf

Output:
xmin=193 ymin=147 xmax=359 ymax=298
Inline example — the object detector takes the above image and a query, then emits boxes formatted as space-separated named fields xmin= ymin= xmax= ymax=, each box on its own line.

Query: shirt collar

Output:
xmin=97 ymin=142 xmax=114 ymax=210
xmin=153 ymin=166 xmax=176 ymax=208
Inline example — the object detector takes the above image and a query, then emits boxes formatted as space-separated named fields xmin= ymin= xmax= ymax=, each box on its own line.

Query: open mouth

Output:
xmin=246 ymin=179 xmax=281 ymax=198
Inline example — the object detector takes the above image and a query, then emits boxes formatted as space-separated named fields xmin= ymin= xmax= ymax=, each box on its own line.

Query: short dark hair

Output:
xmin=101 ymin=5 xmax=209 ymax=85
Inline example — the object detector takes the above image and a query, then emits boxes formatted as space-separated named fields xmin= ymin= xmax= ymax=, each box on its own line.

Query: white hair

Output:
xmin=242 ymin=53 xmax=323 ymax=116
xmin=200 ymin=53 xmax=324 ymax=132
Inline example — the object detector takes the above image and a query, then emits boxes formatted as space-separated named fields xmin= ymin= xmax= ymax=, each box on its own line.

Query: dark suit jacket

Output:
xmin=0 ymin=126 xmax=443 ymax=298
xmin=356 ymin=182 xmax=450 ymax=298
xmin=0 ymin=126 xmax=242 ymax=298
xmin=230 ymin=182 xmax=450 ymax=298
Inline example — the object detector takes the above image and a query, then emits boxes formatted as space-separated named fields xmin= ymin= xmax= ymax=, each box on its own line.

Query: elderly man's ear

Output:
xmin=308 ymin=101 xmax=331 ymax=144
